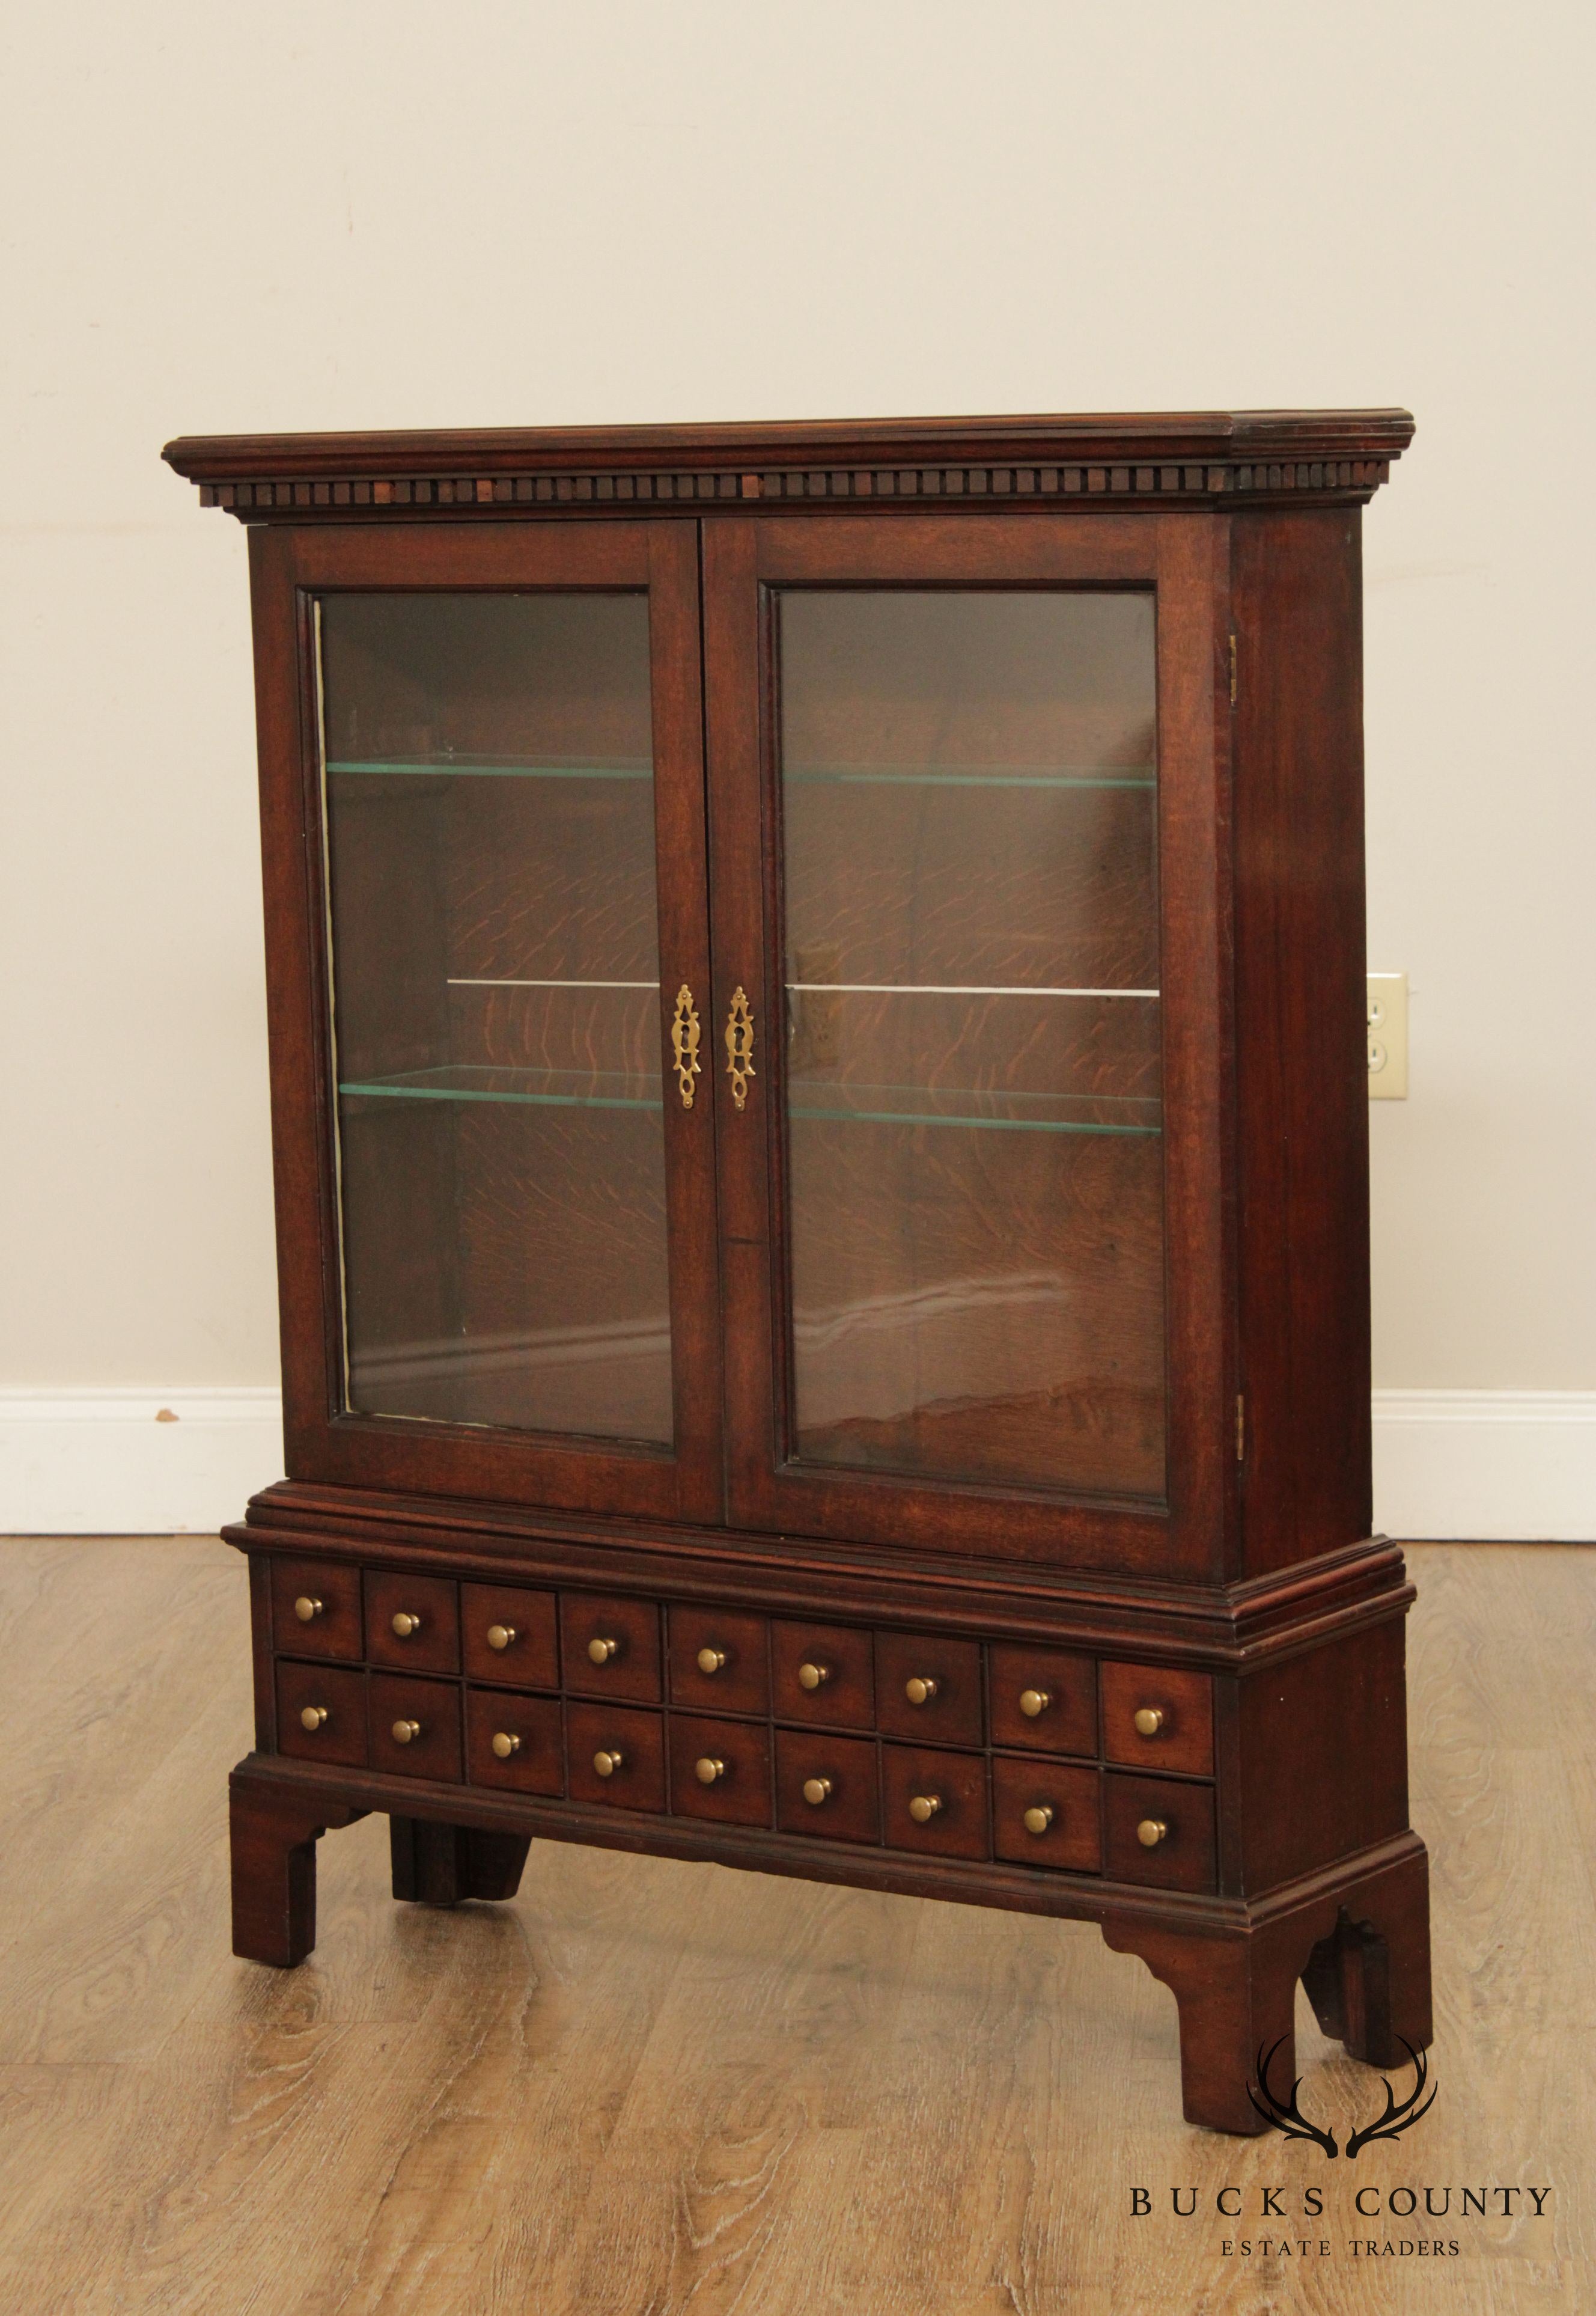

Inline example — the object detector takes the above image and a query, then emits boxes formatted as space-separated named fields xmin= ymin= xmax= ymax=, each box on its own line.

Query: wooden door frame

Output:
xmin=249 ymin=518 xmax=724 ymax=1523
xmin=702 ymin=512 xmax=1235 ymax=1580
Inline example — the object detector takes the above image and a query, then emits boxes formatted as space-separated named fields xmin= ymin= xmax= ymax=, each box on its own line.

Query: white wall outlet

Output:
xmin=1367 ymin=973 xmax=1408 ymax=1098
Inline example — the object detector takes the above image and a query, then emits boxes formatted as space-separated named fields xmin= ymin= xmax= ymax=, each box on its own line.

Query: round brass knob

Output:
xmin=490 ymin=1732 xmax=520 ymax=1759
xmin=391 ymin=1719 xmax=421 ymax=1745
xmin=904 ymin=1676 xmax=939 ymax=1706
xmin=298 ymin=1705 xmax=328 ymax=1732
xmin=797 ymin=1661 xmax=829 ymax=1692
xmin=391 ymin=1612 xmax=422 ymax=1639
xmin=593 ymin=1748 xmax=623 ymax=1778
xmin=696 ymin=1646 xmax=727 ymax=1675
xmin=1136 ymin=1817 xmax=1169 ymax=1848
xmin=801 ymin=1775 xmax=833 ymax=1806
xmin=293 ymin=1595 xmax=323 ymax=1624
xmin=1133 ymin=1706 xmax=1165 ymax=1738
xmin=1023 ymin=1804 xmax=1054 ymax=1836
xmin=694 ymin=1756 xmax=726 ymax=1785
xmin=588 ymin=1636 xmax=619 ymax=1665
xmin=486 ymin=1624 xmax=516 ymax=1652
xmin=1019 ymin=1688 xmax=1050 ymax=1718
xmin=907 ymin=1794 xmax=942 ymax=1824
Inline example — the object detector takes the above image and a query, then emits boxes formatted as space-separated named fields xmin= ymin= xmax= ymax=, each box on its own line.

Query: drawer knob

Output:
xmin=696 ymin=1646 xmax=727 ymax=1675
xmin=293 ymin=1595 xmax=323 ymax=1624
xmin=1136 ymin=1816 xmax=1169 ymax=1848
xmin=588 ymin=1636 xmax=620 ymax=1665
xmin=1133 ymin=1706 xmax=1165 ymax=1738
xmin=486 ymin=1624 xmax=517 ymax=1652
xmin=391 ymin=1612 xmax=423 ymax=1639
xmin=801 ymin=1775 xmax=833 ymax=1806
xmin=694 ymin=1756 xmax=726 ymax=1786
xmin=491 ymin=1732 xmax=520 ymax=1759
xmin=1023 ymin=1804 xmax=1054 ymax=1836
xmin=298 ymin=1705 xmax=328 ymax=1732
xmin=907 ymin=1793 xmax=943 ymax=1824
xmin=1019 ymin=1688 xmax=1050 ymax=1718
xmin=593 ymin=1748 xmax=624 ymax=1778
xmin=904 ymin=1676 xmax=939 ymax=1706
xmin=797 ymin=1661 xmax=829 ymax=1692
xmin=391 ymin=1719 xmax=422 ymax=1745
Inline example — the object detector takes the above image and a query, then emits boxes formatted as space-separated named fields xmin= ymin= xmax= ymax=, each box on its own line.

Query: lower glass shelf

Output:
xmin=789 ymin=1083 xmax=1160 ymax=1135
xmin=338 ymin=1066 xmax=663 ymax=1111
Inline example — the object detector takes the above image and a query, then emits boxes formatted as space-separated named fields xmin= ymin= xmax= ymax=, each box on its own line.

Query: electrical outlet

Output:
xmin=1367 ymin=973 xmax=1407 ymax=1098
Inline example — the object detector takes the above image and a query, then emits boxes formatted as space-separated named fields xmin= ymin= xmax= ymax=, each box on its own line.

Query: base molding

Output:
xmin=1372 ymin=1389 xmax=1596 ymax=1541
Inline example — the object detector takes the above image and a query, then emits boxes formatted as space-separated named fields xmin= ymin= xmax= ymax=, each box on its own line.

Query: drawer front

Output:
xmin=277 ymin=1660 xmax=367 ymax=1766
xmin=561 ymin=1593 xmax=662 ymax=1703
xmin=991 ymin=1757 xmax=1101 ymax=1871
xmin=270 ymin=1556 xmax=362 ymax=1664
xmin=773 ymin=1729 xmax=879 ymax=1843
xmin=1100 ymin=1661 xmax=1214 ymax=1776
xmin=668 ymin=1606 xmax=769 ymax=1718
xmin=771 ymin=1620 xmax=874 ymax=1731
xmin=1103 ymin=1773 xmax=1216 ymax=1892
xmin=365 ymin=1571 xmax=460 ymax=1675
xmin=874 ymin=1632 xmax=983 ymax=1747
xmin=368 ymin=1672 xmax=464 ymax=1783
xmin=987 ymin=1643 xmax=1097 ymax=1757
xmin=668 ymin=1712 xmax=773 ymax=1828
xmin=464 ymin=1687 xmax=563 ymax=1795
xmin=565 ymin=1700 xmax=666 ymax=1812
xmin=880 ymin=1743 xmax=989 ymax=1861
xmin=461 ymin=1582 xmax=559 ymax=1688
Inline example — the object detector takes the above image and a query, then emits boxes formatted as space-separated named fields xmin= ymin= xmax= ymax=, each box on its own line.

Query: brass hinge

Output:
xmin=1235 ymin=1394 xmax=1246 ymax=1462
xmin=1228 ymin=632 xmax=1238 ymax=709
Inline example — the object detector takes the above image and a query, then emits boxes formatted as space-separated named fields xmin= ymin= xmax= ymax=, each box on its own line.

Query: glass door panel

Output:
xmin=318 ymin=590 xmax=673 ymax=1445
xmin=776 ymin=589 xmax=1165 ymax=1499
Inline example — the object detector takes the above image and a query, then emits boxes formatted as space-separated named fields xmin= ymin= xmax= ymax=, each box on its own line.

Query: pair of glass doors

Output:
xmin=256 ymin=514 xmax=1226 ymax=1573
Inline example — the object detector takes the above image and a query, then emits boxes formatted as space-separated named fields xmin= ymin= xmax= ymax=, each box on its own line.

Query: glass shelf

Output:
xmin=788 ymin=1082 xmax=1161 ymax=1135
xmin=784 ymin=762 xmax=1154 ymax=790
xmin=338 ymin=1065 xmax=663 ymax=1111
xmin=326 ymin=755 xmax=653 ymax=780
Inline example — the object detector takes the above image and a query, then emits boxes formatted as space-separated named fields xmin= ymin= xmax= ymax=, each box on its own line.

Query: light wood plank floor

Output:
xmin=0 ymin=1538 xmax=1588 ymax=2314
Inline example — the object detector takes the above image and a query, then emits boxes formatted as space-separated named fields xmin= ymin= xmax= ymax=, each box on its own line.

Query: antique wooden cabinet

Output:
xmin=165 ymin=411 xmax=1430 ymax=2133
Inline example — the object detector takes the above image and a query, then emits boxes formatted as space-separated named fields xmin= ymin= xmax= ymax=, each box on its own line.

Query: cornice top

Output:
xmin=163 ymin=407 xmax=1413 ymax=521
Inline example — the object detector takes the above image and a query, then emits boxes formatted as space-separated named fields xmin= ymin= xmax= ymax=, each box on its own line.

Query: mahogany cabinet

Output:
xmin=165 ymin=411 xmax=1431 ymax=2134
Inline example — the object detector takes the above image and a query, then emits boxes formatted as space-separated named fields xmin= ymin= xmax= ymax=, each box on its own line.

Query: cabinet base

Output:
xmin=228 ymin=1755 xmax=1430 ymax=2136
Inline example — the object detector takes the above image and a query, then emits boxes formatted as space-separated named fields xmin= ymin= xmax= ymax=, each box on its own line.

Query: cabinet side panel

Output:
xmin=1236 ymin=1619 xmax=1409 ymax=1895
xmin=1232 ymin=511 xmax=1372 ymax=1574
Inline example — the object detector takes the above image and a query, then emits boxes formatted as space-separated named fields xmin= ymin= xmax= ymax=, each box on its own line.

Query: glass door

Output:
xmin=704 ymin=515 xmax=1228 ymax=1575
xmin=254 ymin=521 xmax=721 ymax=1521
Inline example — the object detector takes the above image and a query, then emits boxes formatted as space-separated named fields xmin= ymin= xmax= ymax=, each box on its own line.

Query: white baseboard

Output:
xmin=1372 ymin=1390 xmax=1596 ymax=1542
xmin=0 ymin=1389 xmax=284 ymax=1535
xmin=0 ymin=1386 xmax=1591 ymax=1542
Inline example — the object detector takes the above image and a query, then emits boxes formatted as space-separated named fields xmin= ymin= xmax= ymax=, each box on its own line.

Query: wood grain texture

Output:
xmin=0 ymin=1537 xmax=1582 ymax=2312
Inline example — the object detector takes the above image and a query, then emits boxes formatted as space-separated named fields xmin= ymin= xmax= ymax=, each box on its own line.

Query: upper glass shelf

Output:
xmin=338 ymin=1064 xmax=662 ymax=1111
xmin=784 ymin=762 xmax=1155 ymax=790
xmin=326 ymin=755 xmax=653 ymax=781
xmin=788 ymin=1082 xmax=1161 ymax=1135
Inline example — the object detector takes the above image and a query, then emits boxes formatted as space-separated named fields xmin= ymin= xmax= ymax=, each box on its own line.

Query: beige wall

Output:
xmin=4 ymin=2 xmax=1592 ymax=1393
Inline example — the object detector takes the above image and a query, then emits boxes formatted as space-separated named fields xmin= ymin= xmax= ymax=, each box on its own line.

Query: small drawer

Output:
xmin=771 ymin=1620 xmax=873 ymax=1730
xmin=276 ymin=1660 xmax=367 ymax=1766
xmin=365 ymin=1571 xmax=460 ymax=1675
xmin=566 ymin=1701 xmax=666 ymax=1812
xmin=561 ymin=1593 xmax=662 ymax=1703
xmin=668 ymin=1712 xmax=773 ymax=1828
xmin=462 ymin=1582 xmax=559 ymax=1688
xmin=465 ymin=1687 xmax=563 ymax=1796
xmin=270 ymin=1556 xmax=362 ymax=1663
xmin=875 ymin=1632 xmax=982 ymax=1747
xmin=773 ymin=1729 xmax=879 ymax=1844
xmin=1103 ymin=1773 xmax=1216 ymax=1892
xmin=368 ymin=1672 xmax=463 ymax=1783
xmin=1101 ymin=1661 xmax=1214 ymax=1776
xmin=988 ymin=1643 xmax=1097 ymax=1757
xmin=880 ymin=1743 xmax=989 ymax=1861
xmin=991 ymin=1757 xmax=1101 ymax=1872
xmin=668 ymin=1605 xmax=769 ymax=1717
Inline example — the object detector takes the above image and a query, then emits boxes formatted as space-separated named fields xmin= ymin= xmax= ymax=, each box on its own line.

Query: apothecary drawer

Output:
xmin=668 ymin=1712 xmax=773 ymax=1827
xmin=771 ymin=1620 xmax=874 ymax=1730
xmin=668 ymin=1606 xmax=769 ymax=1718
xmin=1103 ymin=1773 xmax=1216 ymax=1892
xmin=270 ymin=1556 xmax=362 ymax=1663
xmin=462 ymin=1582 xmax=559 ymax=1688
xmin=565 ymin=1700 xmax=666 ymax=1811
xmin=465 ymin=1687 xmax=563 ymax=1795
xmin=1100 ymin=1662 xmax=1214 ymax=1777
xmin=991 ymin=1757 xmax=1101 ymax=1871
xmin=880 ymin=1743 xmax=988 ymax=1860
xmin=365 ymin=1571 xmax=460 ymax=1675
xmin=276 ymin=1659 xmax=367 ymax=1765
xmin=773 ymin=1728 xmax=879 ymax=1843
xmin=561 ymin=1594 xmax=662 ymax=1703
xmin=987 ymin=1643 xmax=1097 ymax=1758
xmin=875 ymin=1633 xmax=982 ymax=1747
xmin=369 ymin=1672 xmax=463 ymax=1783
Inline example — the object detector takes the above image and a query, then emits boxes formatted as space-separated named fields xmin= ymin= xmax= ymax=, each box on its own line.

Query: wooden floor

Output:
xmin=0 ymin=1539 xmax=1588 ymax=2314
